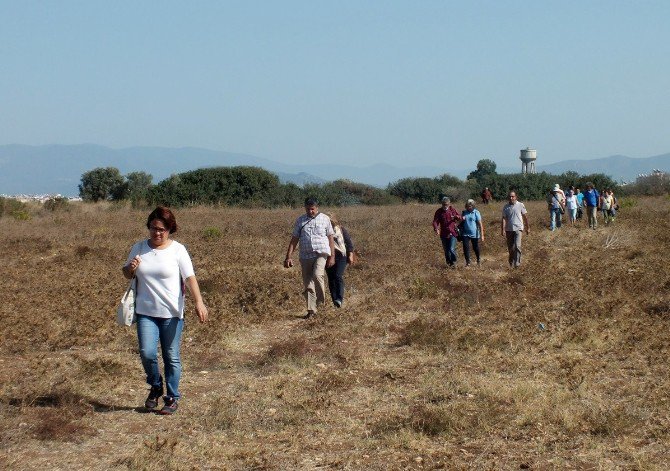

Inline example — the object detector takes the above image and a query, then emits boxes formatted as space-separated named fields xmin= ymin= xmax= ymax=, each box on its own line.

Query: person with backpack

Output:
xmin=284 ymin=197 xmax=335 ymax=319
xmin=432 ymin=196 xmax=462 ymax=268
xmin=600 ymin=188 xmax=615 ymax=225
xmin=460 ymin=199 xmax=484 ymax=266
xmin=547 ymin=186 xmax=565 ymax=231
xmin=609 ymin=189 xmax=619 ymax=219
xmin=583 ymin=183 xmax=600 ymax=229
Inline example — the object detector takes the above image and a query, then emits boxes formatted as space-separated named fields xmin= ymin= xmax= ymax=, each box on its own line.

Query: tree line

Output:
xmin=78 ymin=159 xmax=646 ymax=208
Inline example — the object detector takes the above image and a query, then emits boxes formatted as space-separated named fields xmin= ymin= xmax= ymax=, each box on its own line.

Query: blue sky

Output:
xmin=1 ymin=0 xmax=669 ymax=170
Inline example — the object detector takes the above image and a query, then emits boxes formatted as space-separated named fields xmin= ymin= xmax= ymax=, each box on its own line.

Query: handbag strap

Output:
xmin=124 ymin=276 xmax=136 ymax=296
xmin=298 ymin=213 xmax=319 ymax=236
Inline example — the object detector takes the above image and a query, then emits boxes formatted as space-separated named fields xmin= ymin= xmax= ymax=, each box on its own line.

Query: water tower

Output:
xmin=520 ymin=147 xmax=537 ymax=174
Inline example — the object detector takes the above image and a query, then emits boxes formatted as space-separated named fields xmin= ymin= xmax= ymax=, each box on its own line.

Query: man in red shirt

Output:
xmin=432 ymin=196 xmax=462 ymax=268
xmin=481 ymin=187 xmax=493 ymax=204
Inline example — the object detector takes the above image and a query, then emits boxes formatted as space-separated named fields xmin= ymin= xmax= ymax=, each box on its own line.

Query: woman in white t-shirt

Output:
xmin=122 ymin=206 xmax=208 ymax=415
xmin=565 ymin=190 xmax=578 ymax=225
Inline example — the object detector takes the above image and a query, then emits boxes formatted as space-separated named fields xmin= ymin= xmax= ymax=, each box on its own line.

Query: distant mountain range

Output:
xmin=0 ymin=144 xmax=668 ymax=196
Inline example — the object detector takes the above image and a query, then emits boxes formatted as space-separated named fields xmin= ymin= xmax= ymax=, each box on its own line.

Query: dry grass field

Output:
xmin=1 ymin=197 xmax=669 ymax=470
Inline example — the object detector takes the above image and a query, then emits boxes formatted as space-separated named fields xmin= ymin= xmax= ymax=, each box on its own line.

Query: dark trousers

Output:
xmin=461 ymin=237 xmax=480 ymax=265
xmin=505 ymin=230 xmax=523 ymax=268
xmin=326 ymin=253 xmax=348 ymax=304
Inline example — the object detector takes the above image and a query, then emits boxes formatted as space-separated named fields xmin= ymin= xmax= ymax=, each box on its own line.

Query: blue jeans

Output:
xmin=326 ymin=253 xmax=348 ymax=304
xmin=137 ymin=314 xmax=184 ymax=400
xmin=550 ymin=208 xmax=562 ymax=231
xmin=440 ymin=236 xmax=457 ymax=266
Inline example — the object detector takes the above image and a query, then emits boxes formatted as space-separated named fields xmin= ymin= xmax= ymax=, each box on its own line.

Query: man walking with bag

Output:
xmin=284 ymin=197 xmax=335 ymax=319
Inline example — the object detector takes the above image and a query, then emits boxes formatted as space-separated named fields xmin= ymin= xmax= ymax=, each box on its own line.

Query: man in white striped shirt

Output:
xmin=284 ymin=198 xmax=335 ymax=318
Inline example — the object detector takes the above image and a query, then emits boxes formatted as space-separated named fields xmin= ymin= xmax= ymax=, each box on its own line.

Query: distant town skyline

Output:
xmin=1 ymin=1 xmax=669 ymax=170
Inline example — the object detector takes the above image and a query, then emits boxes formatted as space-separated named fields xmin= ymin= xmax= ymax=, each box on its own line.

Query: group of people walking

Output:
xmin=121 ymin=186 xmax=617 ymax=414
xmin=432 ymin=191 xmax=530 ymax=269
xmin=545 ymin=183 xmax=618 ymax=230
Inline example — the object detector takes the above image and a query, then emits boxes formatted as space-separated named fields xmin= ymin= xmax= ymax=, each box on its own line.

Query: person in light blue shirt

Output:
xmin=575 ymin=188 xmax=584 ymax=219
xmin=460 ymin=199 xmax=484 ymax=266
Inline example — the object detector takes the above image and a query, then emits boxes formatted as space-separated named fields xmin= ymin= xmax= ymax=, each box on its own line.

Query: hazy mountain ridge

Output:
xmin=0 ymin=144 xmax=668 ymax=196
xmin=537 ymin=153 xmax=670 ymax=181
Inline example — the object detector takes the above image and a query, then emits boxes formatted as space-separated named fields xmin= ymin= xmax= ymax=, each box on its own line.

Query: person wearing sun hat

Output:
xmin=547 ymin=185 xmax=566 ymax=231
xmin=553 ymin=183 xmax=566 ymax=200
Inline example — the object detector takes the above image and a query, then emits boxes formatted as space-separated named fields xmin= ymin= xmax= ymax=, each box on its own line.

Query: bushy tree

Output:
xmin=123 ymin=171 xmax=153 ymax=203
xmin=147 ymin=166 xmax=282 ymax=207
xmin=79 ymin=167 xmax=125 ymax=202
xmin=467 ymin=159 xmax=497 ymax=182
xmin=388 ymin=174 xmax=466 ymax=203
xmin=271 ymin=182 xmax=304 ymax=208
xmin=304 ymin=179 xmax=398 ymax=206
xmin=620 ymin=172 xmax=669 ymax=196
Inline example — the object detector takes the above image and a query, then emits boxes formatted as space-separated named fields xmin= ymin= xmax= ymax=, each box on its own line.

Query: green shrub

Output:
xmin=203 ymin=227 xmax=222 ymax=239
xmin=13 ymin=209 xmax=31 ymax=221
xmin=1 ymin=197 xmax=30 ymax=219
xmin=618 ymin=197 xmax=637 ymax=209
xmin=43 ymin=197 xmax=70 ymax=212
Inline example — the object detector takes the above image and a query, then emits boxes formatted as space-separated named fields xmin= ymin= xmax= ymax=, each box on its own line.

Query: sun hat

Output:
xmin=553 ymin=184 xmax=561 ymax=191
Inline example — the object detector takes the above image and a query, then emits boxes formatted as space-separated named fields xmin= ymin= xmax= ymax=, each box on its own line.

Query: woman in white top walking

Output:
xmin=123 ymin=206 xmax=208 ymax=414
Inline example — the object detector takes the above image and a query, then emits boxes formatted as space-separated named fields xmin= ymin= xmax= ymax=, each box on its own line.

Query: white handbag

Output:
xmin=116 ymin=277 xmax=137 ymax=326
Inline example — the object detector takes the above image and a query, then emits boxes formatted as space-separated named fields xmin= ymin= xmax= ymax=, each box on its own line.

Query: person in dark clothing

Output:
xmin=325 ymin=213 xmax=355 ymax=308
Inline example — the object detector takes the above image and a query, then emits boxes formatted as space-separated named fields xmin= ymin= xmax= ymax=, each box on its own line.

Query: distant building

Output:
xmin=520 ymin=147 xmax=537 ymax=174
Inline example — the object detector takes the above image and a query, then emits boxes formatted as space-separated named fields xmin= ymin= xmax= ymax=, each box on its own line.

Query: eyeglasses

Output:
xmin=149 ymin=226 xmax=168 ymax=233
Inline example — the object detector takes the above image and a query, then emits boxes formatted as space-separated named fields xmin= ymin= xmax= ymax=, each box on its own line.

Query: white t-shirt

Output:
xmin=125 ymin=240 xmax=195 ymax=319
xmin=565 ymin=194 xmax=578 ymax=210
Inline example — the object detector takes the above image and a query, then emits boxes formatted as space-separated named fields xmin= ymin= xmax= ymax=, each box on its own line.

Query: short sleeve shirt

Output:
xmin=292 ymin=213 xmax=334 ymax=259
xmin=126 ymin=240 xmax=195 ymax=319
xmin=549 ymin=193 xmax=563 ymax=209
xmin=502 ymin=201 xmax=527 ymax=232
xmin=461 ymin=209 xmax=481 ymax=238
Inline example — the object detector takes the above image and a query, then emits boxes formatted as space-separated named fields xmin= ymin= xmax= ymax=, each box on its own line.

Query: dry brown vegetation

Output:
xmin=1 ymin=197 xmax=669 ymax=470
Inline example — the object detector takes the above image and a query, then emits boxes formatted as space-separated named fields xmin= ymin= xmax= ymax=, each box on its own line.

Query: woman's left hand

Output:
xmin=195 ymin=301 xmax=208 ymax=323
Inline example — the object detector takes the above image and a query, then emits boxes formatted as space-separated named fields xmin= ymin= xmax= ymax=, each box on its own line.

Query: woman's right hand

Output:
xmin=125 ymin=255 xmax=141 ymax=277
